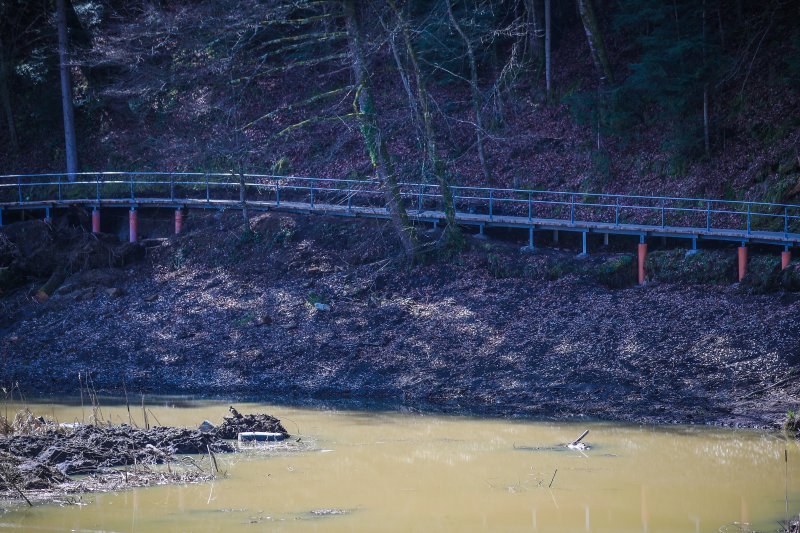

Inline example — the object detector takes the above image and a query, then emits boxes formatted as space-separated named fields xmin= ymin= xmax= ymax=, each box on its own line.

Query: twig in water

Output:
xmin=549 ymin=468 xmax=558 ymax=489
xmin=0 ymin=472 xmax=32 ymax=507
xmin=123 ymin=379 xmax=133 ymax=426
xmin=141 ymin=395 xmax=149 ymax=430
xmin=207 ymin=445 xmax=219 ymax=478
xmin=570 ymin=430 xmax=589 ymax=447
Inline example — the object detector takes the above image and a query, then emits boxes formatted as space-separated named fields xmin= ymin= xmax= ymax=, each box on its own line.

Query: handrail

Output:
xmin=1 ymin=172 xmax=799 ymax=243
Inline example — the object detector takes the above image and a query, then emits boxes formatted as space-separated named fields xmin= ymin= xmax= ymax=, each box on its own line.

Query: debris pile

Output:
xmin=215 ymin=406 xmax=290 ymax=440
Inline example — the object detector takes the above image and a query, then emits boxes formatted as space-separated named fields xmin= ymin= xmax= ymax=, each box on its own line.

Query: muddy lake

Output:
xmin=0 ymin=398 xmax=798 ymax=532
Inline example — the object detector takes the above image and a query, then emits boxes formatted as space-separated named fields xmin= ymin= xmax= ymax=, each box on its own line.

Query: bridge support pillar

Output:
xmin=603 ymin=233 xmax=609 ymax=246
xmin=129 ymin=208 xmax=138 ymax=243
xmin=738 ymin=244 xmax=748 ymax=282
xmin=44 ymin=207 xmax=52 ymax=224
xmin=175 ymin=208 xmax=184 ymax=235
xmin=553 ymin=230 xmax=559 ymax=244
xmin=92 ymin=208 xmax=101 ymax=233
xmin=782 ymin=248 xmax=792 ymax=270
xmin=519 ymin=227 xmax=536 ymax=252
xmin=638 ymin=241 xmax=648 ymax=285
xmin=578 ymin=232 xmax=588 ymax=257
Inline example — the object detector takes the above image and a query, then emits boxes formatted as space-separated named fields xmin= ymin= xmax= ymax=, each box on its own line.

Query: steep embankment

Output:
xmin=1 ymin=211 xmax=799 ymax=428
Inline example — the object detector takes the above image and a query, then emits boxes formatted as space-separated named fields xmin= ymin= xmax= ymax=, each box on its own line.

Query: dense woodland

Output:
xmin=1 ymin=0 xmax=799 ymax=249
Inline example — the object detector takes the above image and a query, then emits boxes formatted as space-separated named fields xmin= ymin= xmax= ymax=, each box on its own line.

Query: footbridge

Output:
xmin=2 ymin=171 xmax=798 ymax=283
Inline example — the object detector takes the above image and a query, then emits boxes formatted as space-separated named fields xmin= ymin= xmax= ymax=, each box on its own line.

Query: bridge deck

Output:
xmin=3 ymin=196 xmax=798 ymax=246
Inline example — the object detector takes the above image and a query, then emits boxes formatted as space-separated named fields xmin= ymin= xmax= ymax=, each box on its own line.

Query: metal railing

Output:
xmin=1 ymin=171 xmax=799 ymax=242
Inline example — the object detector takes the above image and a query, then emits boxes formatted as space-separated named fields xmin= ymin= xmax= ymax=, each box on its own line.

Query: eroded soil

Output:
xmin=1 ymin=211 xmax=799 ymax=429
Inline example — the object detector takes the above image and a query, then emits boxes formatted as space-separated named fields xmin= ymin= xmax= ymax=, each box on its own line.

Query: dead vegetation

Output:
xmin=0 ymin=403 xmax=288 ymax=507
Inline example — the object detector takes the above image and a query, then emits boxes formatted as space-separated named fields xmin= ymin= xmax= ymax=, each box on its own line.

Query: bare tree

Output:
xmin=343 ymin=0 xmax=416 ymax=257
xmin=56 ymin=0 xmax=78 ymax=180
xmin=0 ymin=37 xmax=17 ymax=151
xmin=545 ymin=0 xmax=552 ymax=98
xmin=445 ymin=0 xmax=491 ymax=184
xmin=386 ymin=0 xmax=461 ymax=244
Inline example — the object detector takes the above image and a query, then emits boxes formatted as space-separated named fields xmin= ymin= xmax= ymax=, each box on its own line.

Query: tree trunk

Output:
xmin=525 ymin=0 xmax=544 ymax=68
xmin=576 ymin=0 xmax=614 ymax=85
xmin=0 ymin=39 xmax=18 ymax=152
xmin=387 ymin=27 xmax=424 ymax=144
xmin=343 ymin=0 xmax=416 ymax=257
xmin=57 ymin=0 xmax=79 ymax=181
xmin=387 ymin=0 xmax=460 ymax=243
xmin=445 ymin=1 xmax=491 ymax=185
xmin=544 ymin=0 xmax=552 ymax=98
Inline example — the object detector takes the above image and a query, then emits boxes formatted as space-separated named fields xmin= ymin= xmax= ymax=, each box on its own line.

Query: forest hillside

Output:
xmin=1 ymin=0 xmax=799 ymax=205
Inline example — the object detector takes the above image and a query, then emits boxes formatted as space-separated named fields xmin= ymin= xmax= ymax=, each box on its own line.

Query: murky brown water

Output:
xmin=1 ymin=399 xmax=798 ymax=532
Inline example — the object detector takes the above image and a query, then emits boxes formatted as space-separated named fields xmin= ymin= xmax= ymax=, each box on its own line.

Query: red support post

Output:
xmin=92 ymin=209 xmax=100 ymax=233
xmin=129 ymin=208 xmax=138 ymax=243
xmin=638 ymin=243 xmax=648 ymax=285
xmin=175 ymin=208 xmax=183 ymax=235
xmin=782 ymin=250 xmax=792 ymax=270
xmin=738 ymin=246 xmax=748 ymax=282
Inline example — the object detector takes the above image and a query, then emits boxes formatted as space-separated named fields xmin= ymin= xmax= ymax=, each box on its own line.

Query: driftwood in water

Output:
xmin=567 ymin=429 xmax=590 ymax=450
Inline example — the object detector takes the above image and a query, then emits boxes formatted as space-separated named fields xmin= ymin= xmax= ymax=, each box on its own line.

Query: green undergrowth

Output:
xmin=645 ymin=250 xmax=736 ymax=284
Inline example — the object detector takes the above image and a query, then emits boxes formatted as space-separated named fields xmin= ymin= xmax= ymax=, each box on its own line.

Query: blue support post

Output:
xmin=529 ymin=227 xmax=534 ymax=249
xmin=0 ymin=209 xmax=3 ymax=227
xmin=579 ymin=231 xmax=588 ymax=257
xmin=276 ymin=184 xmax=281 ymax=206
xmin=44 ymin=207 xmax=51 ymax=223
xmin=310 ymin=181 xmax=315 ymax=208
xmin=489 ymin=190 xmax=493 ymax=221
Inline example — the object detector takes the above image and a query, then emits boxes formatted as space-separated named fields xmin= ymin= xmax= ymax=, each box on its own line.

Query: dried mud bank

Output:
xmin=1 ymin=212 xmax=799 ymax=429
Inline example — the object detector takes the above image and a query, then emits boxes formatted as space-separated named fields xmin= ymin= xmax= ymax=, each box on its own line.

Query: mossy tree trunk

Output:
xmin=343 ymin=0 xmax=416 ymax=258
xmin=387 ymin=0 xmax=461 ymax=245
xmin=576 ymin=0 xmax=614 ymax=85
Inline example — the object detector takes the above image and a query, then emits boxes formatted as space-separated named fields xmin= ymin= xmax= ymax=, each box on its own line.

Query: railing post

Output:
xmin=660 ymin=199 xmax=665 ymax=228
xmin=785 ymin=207 xmax=790 ymax=237
xmin=528 ymin=192 xmax=532 ymax=221
xmin=570 ymin=194 xmax=575 ymax=224
xmin=17 ymin=175 xmax=22 ymax=204
xmin=170 ymin=174 xmax=175 ymax=202
xmin=706 ymin=201 xmax=711 ymax=230
xmin=130 ymin=174 xmax=135 ymax=200
xmin=347 ymin=182 xmax=352 ymax=212
xmin=57 ymin=175 xmax=62 ymax=202
xmin=96 ymin=174 xmax=101 ymax=202
xmin=746 ymin=203 xmax=751 ymax=234
xmin=418 ymin=184 xmax=423 ymax=212
xmin=615 ymin=197 xmax=620 ymax=226
xmin=205 ymin=174 xmax=210 ymax=203
xmin=310 ymin=180 xmax=315 ymax=208
xmin=276 ymin=183 xmax=281 ymax=206
xmin=489 ymin=189 xmax=493 ymax=221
